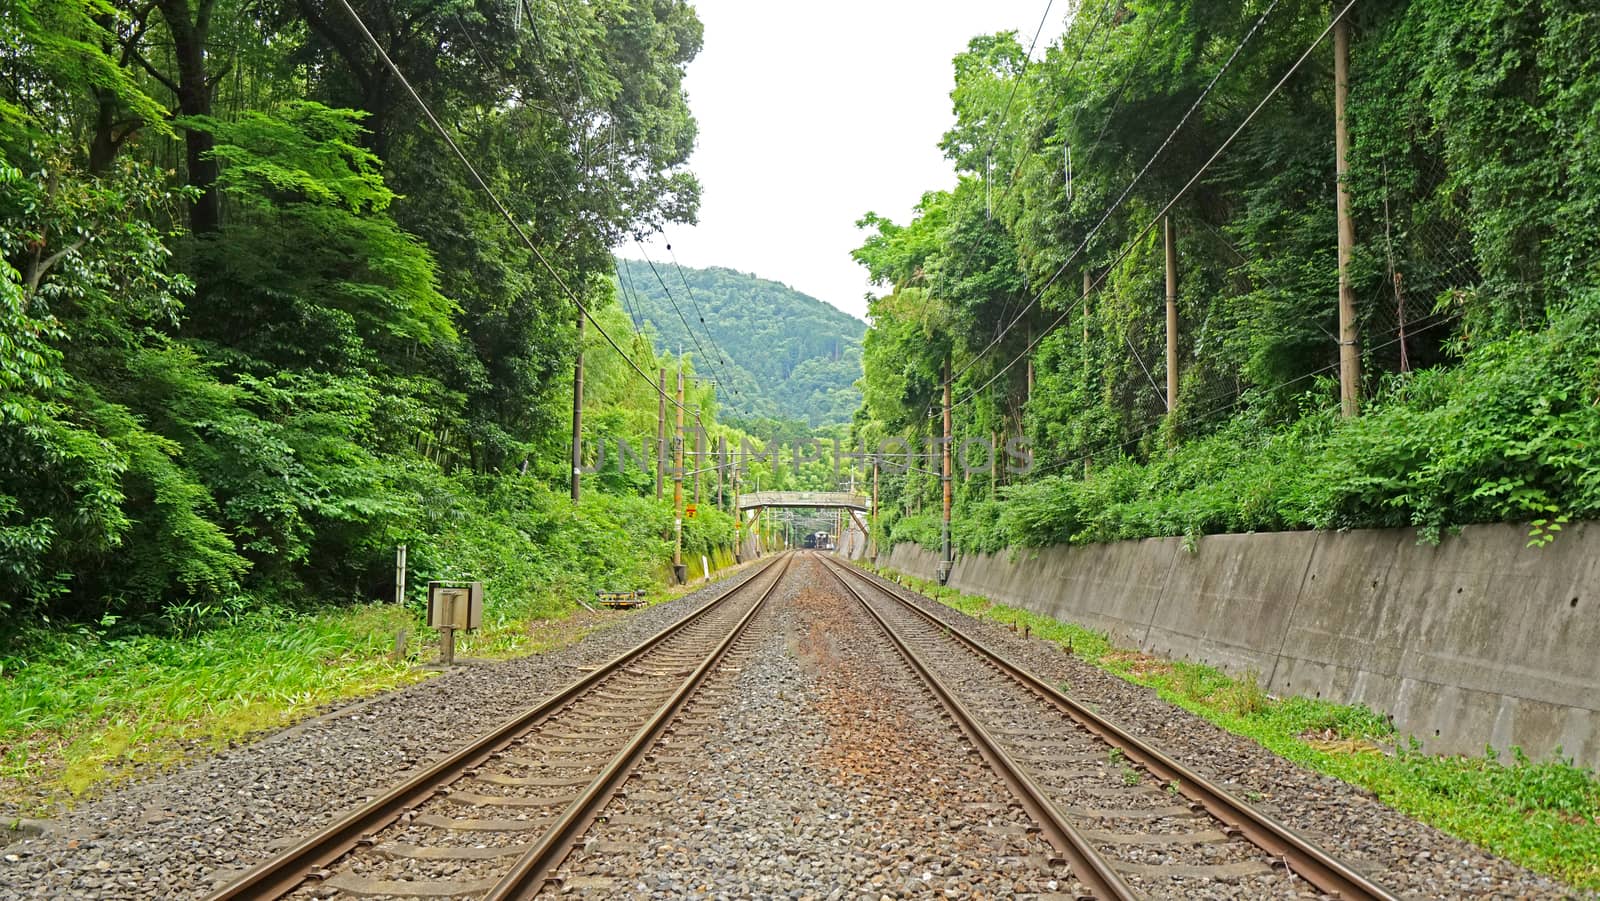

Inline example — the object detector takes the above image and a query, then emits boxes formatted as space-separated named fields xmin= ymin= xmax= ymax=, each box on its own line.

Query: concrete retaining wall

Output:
xmin=882 ymin=522 xmax=1600 ymax=768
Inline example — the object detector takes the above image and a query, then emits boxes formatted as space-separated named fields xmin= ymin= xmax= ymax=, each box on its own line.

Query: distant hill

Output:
xmin=614 ymin=259 xmax=865 ymax=426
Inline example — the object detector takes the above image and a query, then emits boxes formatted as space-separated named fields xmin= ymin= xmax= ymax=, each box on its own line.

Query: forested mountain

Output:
xmin=854 ymin=3 xmax=1600 ymax=554
xmin=614 ymin=260 xmax=865 ymax=426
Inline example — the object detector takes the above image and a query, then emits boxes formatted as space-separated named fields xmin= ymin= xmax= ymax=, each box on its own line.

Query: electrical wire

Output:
xmin=1082 ymin=4 xmax=1161 ymax=162
xmin=1023 ymin=311 xmax=1459 ymax=481
xmin=331 ymin=0 xmax=692 ymax=415
xmin=889 ymin=0 xmax=1100 ymax=433
xmin=973 ymin=0 xmax=1061 ymax=186
xmin=944 ymin=0 xmax=1291 ymax=395
xmin=613 ymin=258 xmax=640 ymax=329
xmin=665 ymin=241 xmax=742 ymax=399
xmin=634 ymin=242 xmax=720 ymax=376
xmin=946 ymin=0 xmax=1353 ymax=417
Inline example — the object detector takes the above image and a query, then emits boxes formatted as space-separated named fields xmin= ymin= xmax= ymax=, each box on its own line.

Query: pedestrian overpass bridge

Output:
xmin=735 ymin=491 xmax=870 ymax=512
xmin=735 ymin=491 xmax=873 ymax=558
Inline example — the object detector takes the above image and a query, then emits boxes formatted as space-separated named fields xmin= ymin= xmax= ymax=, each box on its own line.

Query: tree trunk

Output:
xmin=88 ymin=86 xmax=123 ymax=175
xmin=158 ymin=0 xmax=220 ymax=235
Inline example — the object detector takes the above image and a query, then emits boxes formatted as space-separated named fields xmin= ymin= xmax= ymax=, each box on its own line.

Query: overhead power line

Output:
xmin=613 ymin=258 xmax=641 ymax=329
xmin=633 ymin=243 xmax=733 ymax=390
xmin=664 ymin=242 xmax=741 ymax=398
xmin=943 ymin=0 xmax=1290 ymax=398
xmin=330 ymin=0 xmax=691 ymax=415
xmin=948 ymin=0 xmax=1359 ymax=418
xmin=1025 ymin=310 xmax=1458 ymax=481
xmin=975 ymin=0 xmax=1061 ymax=182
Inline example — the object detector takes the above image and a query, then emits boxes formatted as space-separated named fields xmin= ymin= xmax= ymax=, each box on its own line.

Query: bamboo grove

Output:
xmin=852 ymin=0 xmax=1600 ymax=556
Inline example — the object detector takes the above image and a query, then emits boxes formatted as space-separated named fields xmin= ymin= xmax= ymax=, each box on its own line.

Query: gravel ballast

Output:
xmin=846 ymin=561 xmax=1569 ymax=899
xmin=0 ymin=552 xmax=1572 ymax=899
xmin=0 ymin=561 xmax=772 ymax=900
xmin=553 ymin=556 xmax=1082 ymax=899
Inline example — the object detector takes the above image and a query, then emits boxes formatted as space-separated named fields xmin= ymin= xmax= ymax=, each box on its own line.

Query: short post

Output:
xmin=439 ymin=625 xmax=455 ymax=667
xmin=394 ymin=543 xmax=407 ymax=605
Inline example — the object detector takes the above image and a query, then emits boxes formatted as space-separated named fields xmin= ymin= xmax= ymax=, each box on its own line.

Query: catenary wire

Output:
xmin=944 ymin=0 xmax=1289 ymax=394
xmin=665 ymin=241 xmax=742 ymax=398
xmin=947 ymin=0 xmax=1355 ymax=417
xmin=330 ymin=0 xmax=694 ymax=417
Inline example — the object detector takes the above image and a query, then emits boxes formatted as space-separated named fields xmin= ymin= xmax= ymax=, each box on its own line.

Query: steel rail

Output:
xmin=487 ymin=553 xmax=792 ymax=898
xmin=208 ymin=553 xmax=787 ymax=901
xmin=825 ymin=555 xmax=1398 ymax=901
xmin=815 ymin=554 xmax=1138 ymax=900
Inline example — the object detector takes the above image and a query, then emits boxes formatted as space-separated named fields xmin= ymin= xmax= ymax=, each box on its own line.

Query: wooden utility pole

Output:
xmin=990 ymin=428 xmax=999 ymax=496
xmin=1082 ymin=270 xmax=1093 ymax=380
xmin=673 ymin=363 xmax=686 ymax=582
xmin=655 ymin=367 xmax=666 ymax=499
xmin=1025 ymin=326 xmax=1035 ymax=403
xmin=940 ymin=358 xmax=953 ymax=584
xmin=716 ymin=435 xmax=726 ymax=511
xmin=693 ymin=411 xmax=702 ymax=507
xmin=1164 ymin=215 xmax=1179 ymax=417
xmin=1334 ymin=11 xmax=1361 ymax=417
xmin=731 ymin=474 xmax=741 ymax=559
xmin=1083 ymin=269 xmax=1094 ymax=477
xmin=870 ymin=455 xmax=879 ymax=561
xmin=570 ymin=308 xmax=584 ymax=503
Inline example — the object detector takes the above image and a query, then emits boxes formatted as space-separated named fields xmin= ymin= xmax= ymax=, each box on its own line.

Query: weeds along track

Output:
xmin=209 ymin=555 xmax=793 ymax=901
xmin=816 ymin=554 xmax=1398 ymax=901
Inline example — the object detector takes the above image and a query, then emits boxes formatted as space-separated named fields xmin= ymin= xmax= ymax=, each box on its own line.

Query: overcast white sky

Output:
xmin=626 ymin=1 xmax=1068 ymax=321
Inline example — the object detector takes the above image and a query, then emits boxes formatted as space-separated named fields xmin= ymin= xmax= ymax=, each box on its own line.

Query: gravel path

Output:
xmin=0 ymin=561 xmax=771 ymax=900
xmin=848 ymin=562 xmax=1571 ymax=899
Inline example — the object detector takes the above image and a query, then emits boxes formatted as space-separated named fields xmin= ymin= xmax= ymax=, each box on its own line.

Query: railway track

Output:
xmin=210 ymin=554 xmax=792 ymax=901
xmin=816 ymin=553 xmax=1398 ymax=901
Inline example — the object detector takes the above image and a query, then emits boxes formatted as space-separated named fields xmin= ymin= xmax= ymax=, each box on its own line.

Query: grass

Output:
xmin=869 ymin=564 xmax=1600 ymax=892
xmin=0 ymin=603 xmax=431 ymax=811
xmin=0 ymin=556 xmax=753 ymax=815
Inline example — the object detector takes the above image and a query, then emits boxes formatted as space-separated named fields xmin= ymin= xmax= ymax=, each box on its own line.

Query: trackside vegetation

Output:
xmin=874 ymin=566 xmax=1600 ymax=890
xmin=881 ymin=291 xmax=1600 ymax=554
xmin=852 ymin=2 xmax=1600 ymax=555
xmin=0 ymin=548 xmax=749 ymax=810
xmin=0 ymin=1 xmax=837 ymax=807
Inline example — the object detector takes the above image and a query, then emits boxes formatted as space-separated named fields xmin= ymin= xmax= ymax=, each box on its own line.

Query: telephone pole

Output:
xmin=716 ymin=435 xmax=726 ymax=511
xmin=870 ymin=455 xmax=879 ymax=562
xmin=570 ymin=308 xmax=584 ymax=502
xmin=1082 ymin=269 xmax=1093 ymax=380
xmin=693 ymin=411 xmax=703 ymax=507
xmin=673 ymin=361 xmax=686 ymax=583
xmin=731 ymin=460 xmax=742 ymax=560
xmin=940 ymin=358 xmax=953 ymax=584
xmin=1025 ymin=325 xmax=1035 ymax=403
xmin=655 ymin=367 xmax=666 ymax=500
xmin=1164 ymin=215 xmax=1179 ymax=418
xmin=1334 ymin=11 xmax=1361 ymax=416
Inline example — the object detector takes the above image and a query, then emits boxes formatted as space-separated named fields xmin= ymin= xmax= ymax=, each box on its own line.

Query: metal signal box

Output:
xmin=427 ymin=580 xmax=484 ymax=631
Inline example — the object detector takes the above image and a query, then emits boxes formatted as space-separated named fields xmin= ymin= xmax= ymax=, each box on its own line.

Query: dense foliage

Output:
xmin=855 ymin=1 xmax=1600 ymax=554
xmin=0 ymin=0 xmax=742 ymax=632
xmin=614 ymin=259 xmax=866 ymax=426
